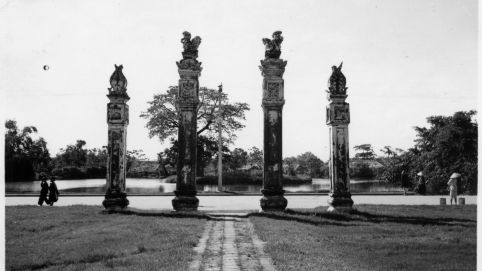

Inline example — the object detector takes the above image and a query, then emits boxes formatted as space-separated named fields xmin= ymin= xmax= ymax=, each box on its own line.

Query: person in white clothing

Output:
xmin=447 ymin=173 xmax=460 ymax=205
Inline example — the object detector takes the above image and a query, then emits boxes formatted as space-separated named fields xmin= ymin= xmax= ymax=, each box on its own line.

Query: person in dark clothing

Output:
xmin=38 ymin=177 xmax=49 ymax=206
xmin=415 ymin=172 xmax=429 ymax=195
xmin=48 ymin=177 xmax=59 ymax=206
xmin=400 ymin=170 xmax=410 ymax=195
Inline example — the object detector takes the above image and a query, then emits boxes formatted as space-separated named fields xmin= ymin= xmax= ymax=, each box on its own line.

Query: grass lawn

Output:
xmin=6 ymin=205 xmax=207 ymax=271
xmin=250 ymin=205 xmax=476 ymax=271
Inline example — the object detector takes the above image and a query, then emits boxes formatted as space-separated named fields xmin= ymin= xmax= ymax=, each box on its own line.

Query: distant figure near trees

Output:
xmin=447 ymin=173 xmax=460 ymax=205
xmin=48 ymin=177 xmax=59 ymax=206
xmin=415 ymin=172 xmax=428 ymax=195
xmin=38 ymin=176 xmax=49 ymax=206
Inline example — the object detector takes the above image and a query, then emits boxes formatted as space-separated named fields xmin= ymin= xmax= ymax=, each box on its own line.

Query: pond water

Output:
xmin=5 ymin=178 xmax=403 ymax=194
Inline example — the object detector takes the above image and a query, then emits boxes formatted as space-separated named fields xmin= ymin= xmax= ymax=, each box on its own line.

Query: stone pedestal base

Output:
xmin=103 ymin=192 xmax=129 ymax=210
xmin=260 ymin=189 xmax=287 ymax=212
xmin=327 ymin=194 xmax=354 ymax=213
xmin=172 ymin=191 xmax=199 ymax=211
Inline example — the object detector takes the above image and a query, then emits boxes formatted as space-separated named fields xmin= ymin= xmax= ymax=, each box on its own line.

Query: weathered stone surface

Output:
xmin=173 ymin=32 xmax=201 ymax=211
xmin=108 ymin=64 xmax=129 ymax=99
xmin=326 ymin=63 xmax=354 ymax=213
xmin=188 ymin=217 xmax=276 ymax=271
xmin=259 ymin=32 xmax=287 ymax=212
xmin=262 ymin=31 xmax=284 ymax=59
xmin=176 ymin=31 xmax=203 ymax=72
xmin=260 ymin=194 xmax=288 ymax=211
xmin=102 ymin=192 xmax=129 ymax=210
xmin=103 ymin=65 xmax=130 ymax=210
xmin=328 ymin=62 xmax=347 ymax=95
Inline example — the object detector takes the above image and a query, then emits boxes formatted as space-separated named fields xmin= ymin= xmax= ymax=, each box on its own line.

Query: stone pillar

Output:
xmin=259 ymin=31 xmax=288 ymax=211
xmin=326 ymin=63 xmax=354 ymax=212
xmin=103 ymin=64 xmax=130 ymax=210
xmin=172 ymin=31 xmax=202 ymax=211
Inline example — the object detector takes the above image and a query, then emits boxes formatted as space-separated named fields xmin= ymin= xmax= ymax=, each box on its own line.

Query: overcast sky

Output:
xmin=0 ymin=0 xmax=477 ymax=161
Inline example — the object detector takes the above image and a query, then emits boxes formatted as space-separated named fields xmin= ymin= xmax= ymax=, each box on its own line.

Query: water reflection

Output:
xmin=6 ymin=178 xmax=403 ymax=194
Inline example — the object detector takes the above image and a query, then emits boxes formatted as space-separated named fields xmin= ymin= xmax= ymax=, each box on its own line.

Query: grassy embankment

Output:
xmin=7 ymin=204 xmax=475 ymax=271
xmin=6 ymin=205 xmax=206 ymax=271
xmin=250 ymin=205 xmax=476 ymax=271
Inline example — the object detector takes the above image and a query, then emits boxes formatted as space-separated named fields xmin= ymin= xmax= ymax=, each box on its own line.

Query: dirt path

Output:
xmin=189 ymin=215 xmax=276 ymax=271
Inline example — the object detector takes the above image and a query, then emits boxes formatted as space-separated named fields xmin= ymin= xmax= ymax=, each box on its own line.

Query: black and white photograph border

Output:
xmin=1 ymin=0 xmax=479 ymax=270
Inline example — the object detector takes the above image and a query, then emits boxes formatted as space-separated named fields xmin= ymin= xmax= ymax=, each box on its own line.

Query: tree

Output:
xmin=141 ymin=86 xmax=250 ymax=143
xmin=283 ymin=156 xmax=297 ymax=176
xmin=85 ymin=147 xmax=108 ymax=168
xmin=380 ymin=111 xmax=478 ymax=194
xmin=157 ymin=139 xmax=178 ymax=176
xmin=5 ymin=120 xmax=51 ymax=181
xmin=296 ymin=152 xmax=324 ymax=177
xmin=380 ymin=146 xmax=396 ymax=158
xmin=126 ymin=149 xmax=147 ymax=172
xmin=413 ymin=111 xmax=477 ymax=194
xmin=379 ymin=148 xmax=416 ymax=187
xmin=54 ymin=140 xmax=87 ymax=168
xmin=354 ymin=144 xmax=376 ymax=160
xmin=157 ymin=136 xmax=229 ymax=176
xmin=142 ymin=86 xmax=249 ymax=176
xmin=225 ymin=148 xmax=248 ymax=171
xmin=247 ymin=147 xmax=263 ymax=170
xmin=197 ymin=135 xmax=229 ymax=176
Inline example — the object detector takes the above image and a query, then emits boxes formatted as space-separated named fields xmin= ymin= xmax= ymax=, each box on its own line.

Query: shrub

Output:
xmin=52 ymin=167 xmax=86 ymax=179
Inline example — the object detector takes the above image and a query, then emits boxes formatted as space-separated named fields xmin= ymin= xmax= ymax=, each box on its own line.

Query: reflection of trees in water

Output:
xmin=199 ymin=185 xmax=263 ymax=193
xmin=62 ymin=186 xmax=106 ymax=193
xmin=8 ymin=180 xmax=403 ymax=194
xmin=351 ymin=182 xmax=402 ymax=192
xmin=62 ymin=186 xmax=169 ymax=194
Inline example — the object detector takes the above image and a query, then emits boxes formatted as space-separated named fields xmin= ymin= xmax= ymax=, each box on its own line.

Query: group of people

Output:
xmin=38 ymin=176 xmax=59 ymax=206
xmin=403 ymin=171 xmax=461 ymax=205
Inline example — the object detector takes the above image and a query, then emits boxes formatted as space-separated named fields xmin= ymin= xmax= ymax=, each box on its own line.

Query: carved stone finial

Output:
xmin=181 ymin=31 xmax=202 ymax=60
xmin=262 ymin=31 xmax=283 ymax=59
xmin=109 ymin=64 xmax=128 ymax=96
xmin=327 ymin=62 xmax=347 ymax=95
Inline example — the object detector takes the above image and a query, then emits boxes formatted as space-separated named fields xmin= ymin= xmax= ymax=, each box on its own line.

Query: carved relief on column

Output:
xmin=103 ymin=65 xmax=130 ymax=210
xmin=326 ymin=63 xmax=354 ymax=212
xmin=259 ymin=31 xmax=288 ymax=212
xmin=172 ymin=31 xmax=202 ymax=211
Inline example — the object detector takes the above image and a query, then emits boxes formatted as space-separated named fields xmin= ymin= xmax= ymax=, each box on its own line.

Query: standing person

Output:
xmin=415 ymin=172 xmax=427 ymax=195
xmin=38 ymin=176 xmax=49 ymax=206
xmin=447 ymin=173 xmax=460 ymax=205
xmin=48 ymin=177 xmax=59 ymax=206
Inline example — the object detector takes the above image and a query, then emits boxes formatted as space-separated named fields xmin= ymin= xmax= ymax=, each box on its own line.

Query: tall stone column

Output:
xmin=326 ymin=63 xmax=354 ymax=212
xmin=259 ymin=31 xmax=288 ymax=211
xmin=172 ymin=31 xmax=202 ymax=211
xmin=103 ymin=65 xmax=130 ymax=210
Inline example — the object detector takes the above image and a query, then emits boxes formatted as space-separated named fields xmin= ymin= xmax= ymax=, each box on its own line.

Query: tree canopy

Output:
xmin=224 ymin=148 xmax=248 ymax=171
xmin=283 ymin=152 xmax=324 ymax=177
xmin=140 ymin=86 xmax=250 ymax=143
xmin=142 ymin=86 xmax=250 ymax=177
xmin=5 ymin=120 xmax=51 ymax=181
xmin=413 ymin=110 xmax=477 ymax=193
xmin=379 ymin=111 xmax=477 ymax=194
xmin=247 ymin=147 xmax=263 ymax=170
xmin=353 ymin=144 xmax=376 ymax=160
